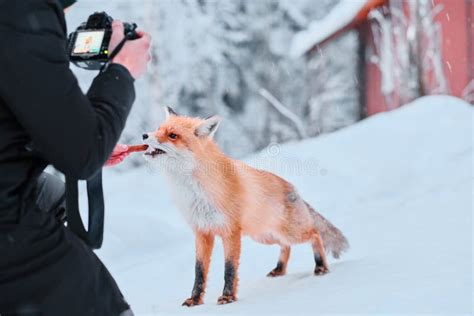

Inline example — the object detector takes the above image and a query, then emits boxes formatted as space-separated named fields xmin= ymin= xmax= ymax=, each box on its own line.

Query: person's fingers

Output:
xmin=135 ymin=30 xmax=146 ymax=37
xmin=134 ymin=32 xmax=151 ymax=47
xmin=112 ymin=20 xmax=125 ymax=37
xmin=111 ymin=152 xmax=129 ymax=160
xmin=107 ymin=156 xmax=124 ymax=167
xmin=109 ymin=20 xmax=125 ymax=53
xmin=141 ymin=33 xmax=152 ymax=45
xmin=118 ymin=153 xmax=129 ymax=160
xmin=105 ymin=159 xmax=117 ymax=167
xmin=140 ymin=32 xmax=151 ymax=41
xmin=111 ymin=29 xmax=152 ymax=79
xmin=116 ymin=144 xmax=128 ymax=153
xmin=110 ymin=144 xmax=128 ymax=156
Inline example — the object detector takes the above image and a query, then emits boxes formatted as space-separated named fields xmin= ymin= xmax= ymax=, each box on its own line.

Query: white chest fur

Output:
xmin=166 ymin=172 xmax=226 ymax=231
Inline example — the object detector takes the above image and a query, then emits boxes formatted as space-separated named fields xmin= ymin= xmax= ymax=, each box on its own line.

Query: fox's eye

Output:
xmin=168 ymin=133 xmax=178 ymax=140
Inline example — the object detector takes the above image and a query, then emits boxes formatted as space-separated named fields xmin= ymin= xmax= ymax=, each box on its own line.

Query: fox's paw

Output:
xmin=217 ymin=294 xmax=237 ymax=305
xmin=314 ymin=266 xmax=329 ymax=276
xmin=267 ymin=268 xmax=286 ymax=277
xmin=182 ymin=297 xmax=203 ymax=307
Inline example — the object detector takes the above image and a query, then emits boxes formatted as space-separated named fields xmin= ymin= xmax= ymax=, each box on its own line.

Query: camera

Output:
xmin=67 ymin=12 xmax=138 ymax=70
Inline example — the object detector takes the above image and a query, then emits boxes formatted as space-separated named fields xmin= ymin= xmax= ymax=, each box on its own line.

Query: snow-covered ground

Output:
xmin=94 ymin=95 xmax=473 ymax=315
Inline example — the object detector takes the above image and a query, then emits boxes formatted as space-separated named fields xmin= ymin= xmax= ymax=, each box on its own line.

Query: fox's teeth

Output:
xmin=145 ymin=147 xmax=166 ymax=157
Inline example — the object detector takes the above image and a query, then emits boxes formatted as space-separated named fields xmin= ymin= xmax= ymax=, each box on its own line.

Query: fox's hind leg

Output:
xmin=311 ymin=231 xmax=329 ymax=275
xmin=267 ymin=245 xmax=291 ymax=277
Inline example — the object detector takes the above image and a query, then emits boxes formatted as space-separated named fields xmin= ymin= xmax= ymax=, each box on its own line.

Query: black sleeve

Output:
xmin=0 ymin=1 xmax=135 ymax=179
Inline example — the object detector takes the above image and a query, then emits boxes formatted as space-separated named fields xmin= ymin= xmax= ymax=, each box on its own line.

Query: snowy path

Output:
xmin=92 ymin=96 xmax=472 ymax=315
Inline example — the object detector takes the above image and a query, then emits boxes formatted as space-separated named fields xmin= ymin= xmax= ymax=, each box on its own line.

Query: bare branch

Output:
xmin=258 ymin=88 xmax=307 ymax=139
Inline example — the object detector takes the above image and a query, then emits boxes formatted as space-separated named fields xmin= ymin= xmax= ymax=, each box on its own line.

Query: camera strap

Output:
xmin=100 ymin=29 xmax=137 ymax=73
xmin=65 ymin=25 xmax=138 ymax=249
xmin=66 ymin=170 xmax=104 ymax=249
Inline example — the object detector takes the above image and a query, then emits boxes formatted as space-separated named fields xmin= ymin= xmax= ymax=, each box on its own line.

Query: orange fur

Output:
xmin=144 ymin=111 xmax=349 ymax=306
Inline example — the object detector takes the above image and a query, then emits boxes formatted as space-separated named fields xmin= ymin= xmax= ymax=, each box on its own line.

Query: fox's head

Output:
xmin=142 ymin=106 xmax=221 ymax=172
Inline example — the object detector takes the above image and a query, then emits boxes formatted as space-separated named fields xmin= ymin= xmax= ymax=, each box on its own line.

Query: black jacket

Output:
xmin=0 ymin=0 xmax=135 ymax=224
xmin=0 ymin=1 xmax=136 ymax=314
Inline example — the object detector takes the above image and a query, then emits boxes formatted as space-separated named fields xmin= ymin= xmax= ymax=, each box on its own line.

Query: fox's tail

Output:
xmin=305 ymin=201 xmax=349 ymax=259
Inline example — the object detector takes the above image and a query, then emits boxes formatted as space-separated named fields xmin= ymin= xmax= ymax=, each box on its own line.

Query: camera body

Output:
xmin=67 ymin=12 xmax=138 ymax=70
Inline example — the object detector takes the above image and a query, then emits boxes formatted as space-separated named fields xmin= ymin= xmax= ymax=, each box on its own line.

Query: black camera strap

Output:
xmin=66 ymin=170 xmax=104 ymax=249
xmin=63 ymin=18 xmax=138 ymax=249
xmin=108 ymin=38 xmax=128 ymax=61
xmin=65 ymin=23 xmax=138 ymax=249
xmin=100 ymin=26 xmax=137 ymax=73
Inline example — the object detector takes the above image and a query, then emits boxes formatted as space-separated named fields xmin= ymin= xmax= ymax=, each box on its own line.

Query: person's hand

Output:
xmin=109 ymin=20 xmax=152 ymax=80
xmin=105 ymin=144 xmax=129 ymax=167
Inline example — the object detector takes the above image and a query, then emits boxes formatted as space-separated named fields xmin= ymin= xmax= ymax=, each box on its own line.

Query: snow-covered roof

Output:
xmin=290 ymin=0 xmax=381 ymax=58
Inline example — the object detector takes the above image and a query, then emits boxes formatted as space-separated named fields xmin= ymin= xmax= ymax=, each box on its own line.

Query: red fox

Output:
xmin=142 ymin=107 xmax=349 ymax=307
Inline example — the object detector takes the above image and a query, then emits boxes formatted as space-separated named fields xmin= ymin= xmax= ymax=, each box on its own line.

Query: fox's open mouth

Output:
xmin=145 ymin=147 xmax=166 ymax=157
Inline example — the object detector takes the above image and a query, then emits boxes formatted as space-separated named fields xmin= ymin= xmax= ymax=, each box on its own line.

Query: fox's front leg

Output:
xmin=182 ymin=231 xmax=215 ymax=307
xmin=218 ymin=229 xmax=241 ymax=305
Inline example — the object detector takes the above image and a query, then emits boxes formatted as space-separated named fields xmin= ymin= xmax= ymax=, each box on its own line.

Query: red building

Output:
xmin=291 ymin=0 xmax=473 ymax=116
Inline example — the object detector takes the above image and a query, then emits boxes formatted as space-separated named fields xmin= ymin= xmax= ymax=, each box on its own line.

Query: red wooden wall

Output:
xmin=365 ymin=0 xmax=473 ymax=116
xmin=434 ymin=0 xmax=472 ymax=98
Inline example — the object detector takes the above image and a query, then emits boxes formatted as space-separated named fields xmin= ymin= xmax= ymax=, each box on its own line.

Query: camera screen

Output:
xmin=72 ymin=30 xmax=105 ymax=55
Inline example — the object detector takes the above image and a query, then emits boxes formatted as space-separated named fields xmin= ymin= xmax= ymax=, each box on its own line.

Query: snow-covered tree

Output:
xmin=154 ymin=0 xmax=360 ymax=157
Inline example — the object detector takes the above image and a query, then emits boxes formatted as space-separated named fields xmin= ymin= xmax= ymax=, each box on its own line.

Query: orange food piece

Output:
xmin=126 ymin=144 xmax=149 ymax=153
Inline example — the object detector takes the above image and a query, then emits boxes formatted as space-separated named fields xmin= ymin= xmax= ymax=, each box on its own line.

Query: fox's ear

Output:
xmin=164 ymin=106 xmax=178 ymax=119
xmin=195 ymin=116 xmax=221 ymax=139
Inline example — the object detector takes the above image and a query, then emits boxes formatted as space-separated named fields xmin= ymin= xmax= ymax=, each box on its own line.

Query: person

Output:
xmin=0 ymin=0 xmax=151 ymax=315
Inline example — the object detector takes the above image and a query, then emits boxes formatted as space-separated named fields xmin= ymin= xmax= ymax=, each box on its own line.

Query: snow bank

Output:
xmin=290 ymin=0 xmax=366 ymax=58
xmin=95 ymin=95 xmax=473 ymax=315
